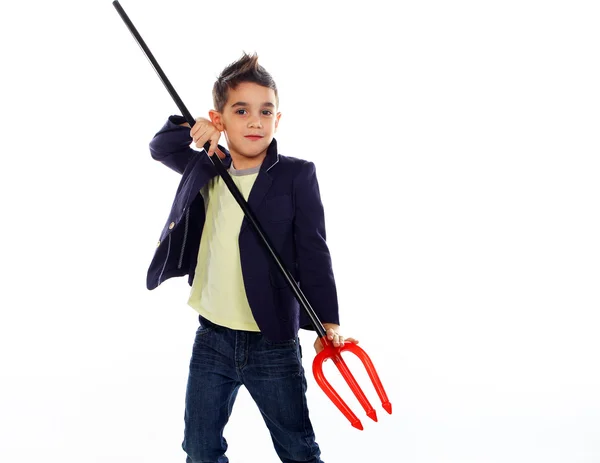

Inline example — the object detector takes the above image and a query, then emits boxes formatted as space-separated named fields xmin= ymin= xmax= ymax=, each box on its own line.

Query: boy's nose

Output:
xmin=248 ymin=117 xmax=262 ymax=128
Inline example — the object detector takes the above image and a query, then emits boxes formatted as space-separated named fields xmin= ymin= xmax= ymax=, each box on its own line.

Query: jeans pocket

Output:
xmin=196 ymin=324 xmax=214 ymax=337
xmin=264 ymin=337 xmax=298 ymax=349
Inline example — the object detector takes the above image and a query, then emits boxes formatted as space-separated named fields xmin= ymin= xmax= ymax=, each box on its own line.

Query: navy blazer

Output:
xmin=147 ymin=116 xmax=340 ymax=341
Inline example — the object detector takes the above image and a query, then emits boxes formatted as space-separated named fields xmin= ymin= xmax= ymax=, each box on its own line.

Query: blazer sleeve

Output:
xmin=149 ymin=115 xmax=199 ymax=174
xmin=293 ymin=161 xmax=340 ymax=331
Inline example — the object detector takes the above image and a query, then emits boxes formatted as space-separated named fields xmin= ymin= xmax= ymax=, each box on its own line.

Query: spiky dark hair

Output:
xmin=212 ymin=52 xmax=279 ymax=112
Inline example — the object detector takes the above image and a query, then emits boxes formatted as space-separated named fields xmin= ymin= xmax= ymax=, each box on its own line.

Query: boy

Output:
xmin=147 ymin=52 xmax=357 ymax=463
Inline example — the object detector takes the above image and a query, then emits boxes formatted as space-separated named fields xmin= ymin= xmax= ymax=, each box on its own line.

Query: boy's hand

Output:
xmin=313 ymin=323 xmax=359 ymax=355
xmin=190 ymin=117 xmax=225 ymax=159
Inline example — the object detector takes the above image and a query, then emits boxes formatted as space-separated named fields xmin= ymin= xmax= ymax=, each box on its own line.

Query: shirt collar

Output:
xmin=217 ymin=138 xmax=280 ymax=173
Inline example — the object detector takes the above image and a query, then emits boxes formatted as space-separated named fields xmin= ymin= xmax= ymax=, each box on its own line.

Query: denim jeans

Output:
xmin=182 ymin=316 xmax=324 ymax=463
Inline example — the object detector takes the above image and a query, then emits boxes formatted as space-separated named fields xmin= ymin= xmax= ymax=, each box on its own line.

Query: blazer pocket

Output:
xmin=266 ymin=195 xmax=294 ymax=223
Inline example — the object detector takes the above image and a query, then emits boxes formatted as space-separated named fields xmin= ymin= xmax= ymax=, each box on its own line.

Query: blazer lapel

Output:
xmin=241 ymin=169 xmax=272 ymax=233
xmin=240 ymin=139 xmax=279 ymax=233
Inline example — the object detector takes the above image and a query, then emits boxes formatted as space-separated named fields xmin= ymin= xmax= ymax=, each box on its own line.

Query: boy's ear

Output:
xmin=208 ymin=110 xmax=224 ymax=131
xmin=275 ymin=112 xmax=282 ymax=132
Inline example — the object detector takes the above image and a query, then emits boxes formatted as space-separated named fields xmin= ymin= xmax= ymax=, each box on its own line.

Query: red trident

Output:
xmin=314 ymin=337 xmax=392 ymax=429
xmin=113 ymin=0 xmax=392 ymax=429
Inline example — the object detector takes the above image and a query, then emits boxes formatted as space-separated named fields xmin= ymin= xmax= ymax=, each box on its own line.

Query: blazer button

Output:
xmin=156 ymin=240 xmax=161 ymax=247
xmin=168 ymin=222 xmax=175 ymax=230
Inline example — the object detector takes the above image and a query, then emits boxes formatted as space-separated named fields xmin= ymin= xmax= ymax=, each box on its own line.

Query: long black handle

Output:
xmin=113 ymin=0 xmax=327 ymax=338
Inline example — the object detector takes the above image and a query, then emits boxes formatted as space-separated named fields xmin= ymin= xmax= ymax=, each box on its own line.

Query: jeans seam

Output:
xmin=235 ymin=332 xmax=249 ymax=372
xmin=299 ymin=351 xmax=314 ymax=458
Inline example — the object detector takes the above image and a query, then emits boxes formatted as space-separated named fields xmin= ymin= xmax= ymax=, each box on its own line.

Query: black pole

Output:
xmin=113 ymin=1 xmax=327 ymax=338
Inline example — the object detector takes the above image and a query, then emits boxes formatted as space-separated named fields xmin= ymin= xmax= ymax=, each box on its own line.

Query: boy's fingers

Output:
xmin=191 ymin=121 xmax=208 ymax=139
xmin=207 ymin=140 xmax=217 ymax=157
xmin=193 ymin=129 xmax=207 ymax=144
xmin=190 ymin=122 xmax=202 ymax=136
xmin=326 ymin=330 xmax=359 ymax=347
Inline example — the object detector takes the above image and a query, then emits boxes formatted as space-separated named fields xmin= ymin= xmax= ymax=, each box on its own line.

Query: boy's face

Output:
xmin=210 ymin=81 xmax=281 ymax=168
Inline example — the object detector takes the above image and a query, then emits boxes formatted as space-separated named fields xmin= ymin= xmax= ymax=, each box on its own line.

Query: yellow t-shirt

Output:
xmin=187 ymin=163 xmax=260 ymax=331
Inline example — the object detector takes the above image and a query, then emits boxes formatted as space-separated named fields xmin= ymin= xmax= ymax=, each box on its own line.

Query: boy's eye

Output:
xmin=262 ymin=110 xmax=273 ymax=116
xmin=236 ymin=109 xmax=247 ymax=115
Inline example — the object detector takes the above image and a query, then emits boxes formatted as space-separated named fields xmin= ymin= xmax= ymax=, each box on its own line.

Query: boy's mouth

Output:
xmin=244 ymin=135 xmax=263 ymax=141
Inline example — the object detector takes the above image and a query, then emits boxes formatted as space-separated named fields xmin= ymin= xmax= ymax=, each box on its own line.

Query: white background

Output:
xmin=1 ymin=0 xmax=599 ymax=462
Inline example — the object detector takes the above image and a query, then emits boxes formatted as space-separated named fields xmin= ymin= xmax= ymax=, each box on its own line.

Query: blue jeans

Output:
xmin=182 ymin=317 xmax=324 ymax=463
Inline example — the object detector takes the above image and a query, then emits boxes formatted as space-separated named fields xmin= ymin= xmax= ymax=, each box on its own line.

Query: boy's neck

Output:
xmin=230 ymin=152 xmax=266 ymax=171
